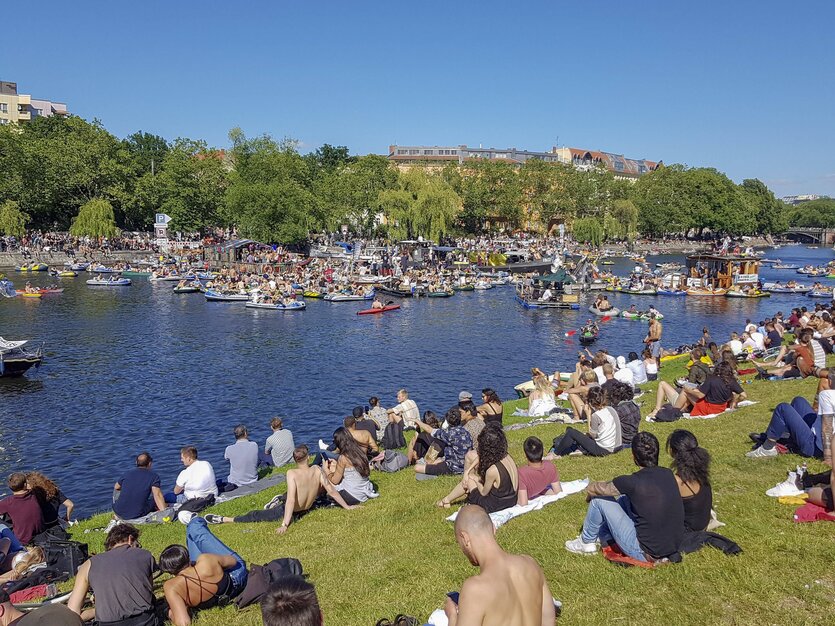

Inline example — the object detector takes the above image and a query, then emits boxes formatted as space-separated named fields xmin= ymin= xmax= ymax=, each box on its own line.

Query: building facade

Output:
xmin=0 ymin=81 xmax=68 ymax=125
xmin=387 ymin=144 xmax=659 ymax=180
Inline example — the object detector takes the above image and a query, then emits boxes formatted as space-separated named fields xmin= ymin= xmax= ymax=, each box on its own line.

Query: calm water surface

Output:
xmin=1 ymin=245 xmax=832 ymax=514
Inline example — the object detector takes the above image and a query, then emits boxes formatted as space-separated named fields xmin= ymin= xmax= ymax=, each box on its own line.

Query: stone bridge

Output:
xmin=784 ymin=227 xmax=834 ymax=245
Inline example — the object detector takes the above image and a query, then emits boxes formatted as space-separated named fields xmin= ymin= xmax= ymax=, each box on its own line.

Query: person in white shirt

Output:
xmin=387 ymin=389 xmax=420 ymax=428
xmin=614 ymin=355 xmax=635 ymax=387
xmin=626 ymin=351 xmax=648 ymax=385
xmin=727 ymin=332 xmax=744 ymax=356
xmin=748 ymin=330 xmax=766 ymax=352
xmin=171 ymin=446 xmax=218 ymax=504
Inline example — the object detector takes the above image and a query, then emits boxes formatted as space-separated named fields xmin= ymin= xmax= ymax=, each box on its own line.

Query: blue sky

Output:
xmin=6 ymin=1 xmax=834 ymax=197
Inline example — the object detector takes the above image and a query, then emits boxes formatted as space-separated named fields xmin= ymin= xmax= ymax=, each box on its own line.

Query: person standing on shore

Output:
xmin=645 ymin=314 xmax=664 ymax=368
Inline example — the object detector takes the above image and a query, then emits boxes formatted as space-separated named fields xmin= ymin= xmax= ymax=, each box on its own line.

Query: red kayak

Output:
xmin=357 ymin=305 xmax=401 ymax=316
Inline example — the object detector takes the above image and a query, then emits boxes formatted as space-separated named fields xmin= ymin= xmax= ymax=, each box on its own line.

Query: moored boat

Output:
xmin=323 ymin=291 xmax=375 ymax=302
xmin=686 ymin=287 xmax=727 ymax=296
xmin=204 ymin=290 xmax=249 ymax=301
xmin=86 ymin=278 xmax=131 ymax=286
xmin=588 ymin=306 xmax=620 ymax=317
xmin=0 ymin=338 xmax=44 ymax=377
xmin=427 ymin=290 xmax=454 ymax=298
xmin=725 ymin=289 xmax=770 ymax=298
xmin=245 ymin=301 xmax=307 ymax=311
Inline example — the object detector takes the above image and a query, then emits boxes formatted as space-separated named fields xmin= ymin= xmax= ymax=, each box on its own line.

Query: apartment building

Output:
xmin=0 ymin=81 xmax=68 ymax=125
xmin=387 ymin=144 xmax=660 ymax=180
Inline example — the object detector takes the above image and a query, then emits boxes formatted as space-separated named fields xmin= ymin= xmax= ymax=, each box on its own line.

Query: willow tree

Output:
xmin=69 ymin=198 xmax=119 ymax=238
xmin=379 ymin=168 xmax=461 ymax=242
xmin=0 ymin=200 xmax=29 ymax=237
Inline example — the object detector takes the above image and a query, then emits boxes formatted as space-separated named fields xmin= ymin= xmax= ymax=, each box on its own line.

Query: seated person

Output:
xmin=26 ymin=472 xmax=73 ymax=529
xmin=68 ymin=523 xmax=158 ymax=625
xmin=160 ymin=517 xmax=248 ymax=626
xmin=516 ymin=437 xmax=561 ymax=506
xmin=548 ymin=387 xmax=621 ymax=458
xmin=113 ymin=452 xmax=167 ymax=520
xmin=166 ymin=447 xmax=218 ymax=506
xmin=610 ymin=381 xmax=641 ymax=448
xmin=613 ymin=356 xmax=634 ymax=387
xmin=564 ymin=369 xmax=599 ymax=421
xmin=436 ymin=425 xmax=518 ymax=514
xmin=683 ymin=347 xmax=711 ymax=386
xmin=461 ymin=401 xmax=486 ymax=445
xmin=351 ymin=406 xmax=380 ymax=442
xmin=205 ymin=445 xmax=356 ymax=532
xmin=477 ymin=388 xmax=504 ymax=425
xmin=527 ymin=371 xmax=558 ymax=417
xmin=626 ymin=351 xmax=648 ymax=385
xmin=746 ymin=386 xmax=832 ymax=459
xmin=649 ymin=361 xmax=744 ymax=418
xmin=371 ymin=296 xmax=385 ymax=310
xmin=667 ymin=430 xmax=713 ymax=532
xmin=387 ymin=389 xmax=420 ymax=429
xmin=221 ymin=425 xmax=259 ymax=492
xmin=406 ymin=410 xmax=445 ymax=463
xmin=260 ymin=575 xmax=323 ymax=626
xmin=343 ymin=416 xmax=379 ymax=458
xmin=0 ymin=473 xmax=44 ymax=545
xmin=643 ymin=349 xmax=658 ymax=381
xmin=367 ymin=396 xmax=389 ymax=440
xmin=264 ymin=417 xmax=295 ymax=467
xmin=322 ymin=429 xmax=378 ymax=505
xmin=755 ymin=328 xmax=822 ymax=379
xmin=0 ymin=589 xmax=83 ymax=625
xmin=444 ymin=505 xmax=556 ymax=626
xmin=414 ymin=408 xmax=473 ymax=476
xmin=565 ymin=432 xmax=684 ymax=562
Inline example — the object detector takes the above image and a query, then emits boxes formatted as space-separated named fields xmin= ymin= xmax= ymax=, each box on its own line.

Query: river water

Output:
xmin=1 ymin=245 xmax=832 ymax=515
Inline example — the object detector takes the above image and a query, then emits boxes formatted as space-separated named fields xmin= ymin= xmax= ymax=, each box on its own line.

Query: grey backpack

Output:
xmin=375 ymin=450 xmax=409 ymax=473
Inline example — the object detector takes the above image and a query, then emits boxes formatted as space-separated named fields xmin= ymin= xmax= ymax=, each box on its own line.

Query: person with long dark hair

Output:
xmin=549 ymin=386 xmax=621 ymax=458
xmin=667 ymin=430 xmax=713 ymax=532
xmin=477 ymin=388 xmax=504 ymax=425
xmin=323 ymin=428 xmax=378 ymax=505
xmin=436 ymin=424 xmax=517 ymax=514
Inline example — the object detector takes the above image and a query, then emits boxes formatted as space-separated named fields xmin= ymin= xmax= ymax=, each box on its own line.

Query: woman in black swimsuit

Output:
xmin=437 ymin=424 xmax=518 ymax=514
xmin=667 ymin=430 xmax=713 ymax=532
xmin=477 ymin=388 xmax=504 ymax=426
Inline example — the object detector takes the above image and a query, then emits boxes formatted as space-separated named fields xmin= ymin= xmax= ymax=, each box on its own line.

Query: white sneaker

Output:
xmin=565 ymin=536 xmax=598 ymax=555
xmin=177 ymin=511 xmax=195 ymax=525
xmin=746 ymin=446 xmax=778 ymax=459
xmin=318 ymin=439 xmax=328 ymax=451
xmin=765 ymin=471 xmax=804 ymax=497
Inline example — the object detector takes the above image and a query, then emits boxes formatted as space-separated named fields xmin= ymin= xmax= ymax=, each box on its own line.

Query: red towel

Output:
xmin=602 ymin=545 xmax=656 ymax=569
xmin=9 ymin=584 xmax=49 ymax=603
xmin=793 ymin=502 xmax=835 ymax=523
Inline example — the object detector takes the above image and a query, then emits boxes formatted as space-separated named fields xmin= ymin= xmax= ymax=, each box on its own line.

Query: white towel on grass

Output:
xmin=445 ymin=478 xmax=589 ymax=528
xmin=646 ymin=400 xmax=758 ymax=422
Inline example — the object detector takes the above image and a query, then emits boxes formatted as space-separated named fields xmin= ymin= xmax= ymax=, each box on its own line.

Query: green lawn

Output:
xmin=69 ymin=359 xmax=835 ymax=625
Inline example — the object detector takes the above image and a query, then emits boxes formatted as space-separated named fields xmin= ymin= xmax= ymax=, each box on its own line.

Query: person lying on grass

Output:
xmin=444 ymin=504 xmax=556 ymax=626
xmin=204 ymin=445 xmax=357 ymax=532
xmin=160 ymin=517 xmax=247 ymax=626
xmin=516 ymin=437 xmax=561 ymax=507
xmin=436 ymin=425 xmax=518 ymax=515
xmin=565 ymin=432 xmax=684 ymax=562
xmin=648 ymin=360 xmax=745 ymax=419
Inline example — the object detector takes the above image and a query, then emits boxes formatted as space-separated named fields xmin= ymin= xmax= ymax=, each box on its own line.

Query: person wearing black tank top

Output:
xmin=667 ymin=430 xmax=713 ymax=532
xmin=477 ymin=388 xmax=504 ymax=426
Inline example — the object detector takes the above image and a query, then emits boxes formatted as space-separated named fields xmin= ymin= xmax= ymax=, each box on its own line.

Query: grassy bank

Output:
xmin=68 ymin=359 xmax=835 ymax=625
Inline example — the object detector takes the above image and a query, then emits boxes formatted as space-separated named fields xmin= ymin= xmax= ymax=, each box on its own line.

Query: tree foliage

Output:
xmin=0 ymin=200 xmax=29 ymax=237
xmin=378 ymin=169 xmax=460 ymax=242
xmin=69 ymin=198 xmax=119 ymax=238
xmin=572 ymin=217 xmax=604 ymax=247
xmin=787 ymin=198 xmax=835 ymax=228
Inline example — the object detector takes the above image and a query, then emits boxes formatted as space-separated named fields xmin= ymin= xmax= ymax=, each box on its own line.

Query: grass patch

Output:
xmin=68 ymin=360 xmax=835 ymax=625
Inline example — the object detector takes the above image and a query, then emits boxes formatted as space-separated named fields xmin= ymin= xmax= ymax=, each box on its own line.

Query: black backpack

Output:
xmin=234 ymin=557 xmax=304 ymax=609
xmin=41 ymin=540 xmax=89 ymax=578
xmin=381 ymin=421 xmax=406 ymax=450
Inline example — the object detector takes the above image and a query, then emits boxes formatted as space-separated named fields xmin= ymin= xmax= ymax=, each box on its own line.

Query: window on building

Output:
xmin=0 ymin=103 xmax=7 ymax=113
xmin=398 ymin=149 xmax=407 ymax=154
xmin=0 ymin=118 xmax=8 ymax=125
xmin=409 ymin=149 xmax=419 ymax=155
xmin=424 ymin=150 xmax=433 ymax=155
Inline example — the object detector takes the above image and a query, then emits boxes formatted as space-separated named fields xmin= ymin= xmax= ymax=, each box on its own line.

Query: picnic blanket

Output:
xmin=793 ymin=502 xmax=835 ymax=523
xmin=445 ymin=478 xmax=589 ymax=528
xmin=646 ymin=401 xmax=758 ymax=422
xmin=504 ymin=413 xmax=577 ymax=431
xmin=215 ymin=473 xmax=286 ymax=504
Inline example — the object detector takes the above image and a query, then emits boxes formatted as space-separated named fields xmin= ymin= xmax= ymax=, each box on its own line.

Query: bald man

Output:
xmin=445 ymin=505 xmax=556 ymax=626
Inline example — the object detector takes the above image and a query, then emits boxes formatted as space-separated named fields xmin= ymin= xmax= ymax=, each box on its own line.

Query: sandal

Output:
xmin=394 ymin=616 xmax=419 ymax=626
xmin=376 ymin=619 xmax=393 ymax=626
xmin=436 ymin=499 xmax=451 ymax=508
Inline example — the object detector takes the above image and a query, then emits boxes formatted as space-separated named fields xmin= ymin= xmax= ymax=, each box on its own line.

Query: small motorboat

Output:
xmin=323 ymin=292 xmax=375 ymax=302
xmin=245 ymin=301 xmax=307 ymax=311
xmin=67 ymin=262 xmax=90 ymax=271
xmin=357 ymin=305 xmax=401 ymax=315
xmin=121 ymin=270 xmax=152 ymax=277
xmin=808 ymin=290 xmax=834 ymax=299
xmin=588 ymin=306 xmax=620 ymax=317
xmin=473 ymin=282 xmax=494 ymax=291
xmin=771 ymin=264 xmax=800 ymax=270
xmin=376 ymin=286 xmax=415 ymax=298
xmin=578 ymin=329 xmax=599 ymax=345
xmin=762 ymin=282 xmax=811 ymax=294
xmin=725 ymin=290 xmax=770 ymax=298
xmin=89 ymin=265 xmax=115 ymax=273
xmin=204 ymin=290 xmax=249 ymax=301
xmin=86 ymin=278 xmax=132 ymax=286
xmin=427 ymin=290 xmax=454 ymax=298
xmin=56 ymin=270 xmax=78 ymax=277
xmin=0 ymin=338 xmax=44 ymax=377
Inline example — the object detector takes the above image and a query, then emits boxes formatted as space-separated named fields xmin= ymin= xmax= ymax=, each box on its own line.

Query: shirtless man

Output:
xmin=645 ymin=314 xmax=664 ymax=368
xmin=444 ymin=505 xmax=556 ymax=626
xmin=204 ymin=445 xmax=355 ymax=533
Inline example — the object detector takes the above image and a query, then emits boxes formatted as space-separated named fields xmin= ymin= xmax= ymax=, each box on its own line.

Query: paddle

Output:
xmin=565 ymin=316 xmax=611 ymax=337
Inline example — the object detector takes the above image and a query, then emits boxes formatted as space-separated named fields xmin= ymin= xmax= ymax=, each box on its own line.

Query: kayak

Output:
xmin=621 ymin=310 xmax=664 ymax=320
xmin=427 ymin=291 xmax=454 ymax=298
xmin=588 ymin=306 xmax=620 ymax=317
xmin=87 ymin=278 xmax=131 ymax=286
xmin=245 ymin=301 xmax=307 ymax=311
xmin=725 ymin=290 xmax=770 ymax=298
xmin=357 ymin=305 xmax=401 ymax=315
xmin=657 ymin=289 xmax=687 ymax=296
xmin=20 ymin=292 xmax=42 ymax=298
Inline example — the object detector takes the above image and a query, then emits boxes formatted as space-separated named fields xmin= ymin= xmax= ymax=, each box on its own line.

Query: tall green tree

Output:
xmin=572 ymin=216 xmax=604 ymax=247
xmin=378 ymin=169 xmax=460 ymax=242
xmin=458 ymin=160 xmax=523 ymax=231
xmin=69 ymin=198 xmax=119 ymax=238
xmin=787 ymin=198 xmax=835 ymax=228
xmin=739 ymin=179 xmax=788 ymax=234
xmin=0 ymin=200 xmax=29 ymax=237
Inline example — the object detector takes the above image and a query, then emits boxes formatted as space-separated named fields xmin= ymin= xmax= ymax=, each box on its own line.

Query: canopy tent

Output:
xmin=535 ymin=270 xmax=575 ymax=284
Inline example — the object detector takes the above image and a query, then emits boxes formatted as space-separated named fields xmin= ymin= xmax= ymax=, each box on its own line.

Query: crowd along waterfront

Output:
xmin=1 ymin=245 xmax=833 ymax=515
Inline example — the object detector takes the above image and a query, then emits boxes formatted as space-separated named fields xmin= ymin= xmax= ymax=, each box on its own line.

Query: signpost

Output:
xmin=155 ymin=213 xmax=171 ymax=251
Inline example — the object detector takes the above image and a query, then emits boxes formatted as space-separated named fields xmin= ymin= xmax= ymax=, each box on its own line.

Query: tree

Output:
xmin=458 ymin=160 xmax=523 ymax=231
xmin=0 ymin=200 xmax=29 ymax=237
xmin=572 ymin=217 xmax=604 ymax=247
xmin=788 ymin=198 xmax=835 ymax=228
xmin=158 ymin=139 xmax=228 ymax=233
xmin=631 ymin=165 xmax=696 ymax=236
xmin=378 ymin=169 xmax=461 ymax=242
xmin=69 ymin=198 xmax=119 ymax=238
xmin=738 ymin=179 xmax=787 ymax=234
xmin=606 ymin=199 xmax=638 ymax=241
